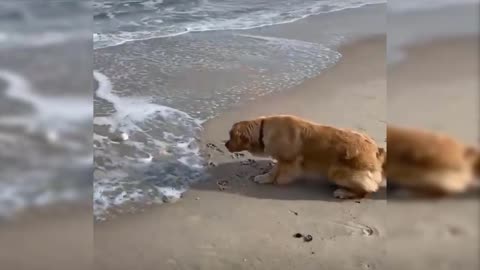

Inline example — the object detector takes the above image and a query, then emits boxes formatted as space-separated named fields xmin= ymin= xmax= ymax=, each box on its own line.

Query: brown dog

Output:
xmin=386 ymin=125 xmax=479 ymax=196
xmin=225 ymin=115 xmax=385 ymax=199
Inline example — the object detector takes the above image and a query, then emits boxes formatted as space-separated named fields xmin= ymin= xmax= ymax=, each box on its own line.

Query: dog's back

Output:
xmin=300 ymin=122 xmax=383 ymax=173
xmin=262 ymin=115 xmax=383 ymax=175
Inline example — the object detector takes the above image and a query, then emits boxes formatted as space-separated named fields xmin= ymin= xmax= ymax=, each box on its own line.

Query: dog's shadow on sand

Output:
xmin=191 ymin=160 xmax=387 ymax=202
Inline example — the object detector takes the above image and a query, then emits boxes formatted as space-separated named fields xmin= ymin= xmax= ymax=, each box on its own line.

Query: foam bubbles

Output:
xmin=93 ymin=71 xmax=204 ymax=220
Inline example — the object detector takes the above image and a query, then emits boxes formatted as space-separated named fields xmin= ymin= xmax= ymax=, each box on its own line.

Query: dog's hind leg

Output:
xmin=328 ymin=166 xmax=381 ymax=199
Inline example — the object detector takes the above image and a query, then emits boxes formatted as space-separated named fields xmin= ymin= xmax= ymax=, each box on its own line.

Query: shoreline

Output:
xmin=94 ymin=35 xmax=387 ymax=270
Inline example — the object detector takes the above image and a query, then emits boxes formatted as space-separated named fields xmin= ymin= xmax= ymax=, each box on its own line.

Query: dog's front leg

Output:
xmin=274 ymin=161 xmax=300 ymax=185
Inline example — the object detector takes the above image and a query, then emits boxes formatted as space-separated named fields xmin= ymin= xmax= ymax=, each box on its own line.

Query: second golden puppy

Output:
xmin=225 ymin=115 xmax=385 ymax=199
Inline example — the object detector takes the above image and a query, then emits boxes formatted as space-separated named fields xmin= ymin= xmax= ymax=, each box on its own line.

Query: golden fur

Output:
xmin=225 ymin=115 xmax=385 ymax=199
xmin=386 ymin=125 xmax=479 ymax=196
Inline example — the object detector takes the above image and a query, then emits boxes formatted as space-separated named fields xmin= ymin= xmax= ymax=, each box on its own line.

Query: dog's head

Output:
xmin=225 ymin=121 xmax=255 ymax=153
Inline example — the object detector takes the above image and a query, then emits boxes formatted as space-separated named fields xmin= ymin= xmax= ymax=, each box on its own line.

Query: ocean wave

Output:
xmin=93 ymin=0 xmax=385 ymax=49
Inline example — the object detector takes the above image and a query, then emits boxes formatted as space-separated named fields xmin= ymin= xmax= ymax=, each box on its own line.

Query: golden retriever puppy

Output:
xmin=225 ymin=115 xmax=385 ymax=199
xmin=386 ymin=125 xmax=479 ymax=196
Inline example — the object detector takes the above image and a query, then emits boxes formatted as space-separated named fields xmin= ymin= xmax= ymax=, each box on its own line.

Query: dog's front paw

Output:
xmin=253 ymin=174 xmax=274 ymax=184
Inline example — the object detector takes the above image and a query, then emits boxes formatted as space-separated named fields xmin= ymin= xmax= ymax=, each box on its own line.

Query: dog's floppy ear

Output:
xmin=237 ymin=126 xmax=251 ymax=144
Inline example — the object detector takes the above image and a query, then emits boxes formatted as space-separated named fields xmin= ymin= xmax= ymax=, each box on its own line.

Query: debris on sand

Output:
xmin=289 ymin=210 xmax=299 ymax=216
xmin=216 ymin=180 xmax=229 ymax=191
xmin=303 ymin=235 xmax=313 ymax=242
xmin=208 ymin=161 xmax=217 ymax=167
xmin=293 ymin=233 xmax=313 ymax=243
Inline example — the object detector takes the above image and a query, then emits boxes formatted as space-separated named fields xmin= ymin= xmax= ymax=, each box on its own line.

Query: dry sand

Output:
xmin=94 ymin=36 xmax=387 ymax=270
xmin=386 ymin=36 xmax=479 ymax=270
xmin=0 ymin=205 xmax=92 ymax=270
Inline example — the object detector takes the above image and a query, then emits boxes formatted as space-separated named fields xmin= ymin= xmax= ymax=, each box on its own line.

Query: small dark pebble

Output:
xmin=208 ymin=161 xmax=217 ymax=167
xmin=311 ymin=251 xmax=315 ymax=255
xmin=293 ymin=233 xmax=303 ymax=238
xmin=303 ymin=235 xmax=313 ymax=242
xmin=355 ymin=200 xmax=361 ymax=204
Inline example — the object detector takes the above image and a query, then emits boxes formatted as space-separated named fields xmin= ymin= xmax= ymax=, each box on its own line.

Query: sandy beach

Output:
xmin=94 ymin=36 xmax=387 ymax=270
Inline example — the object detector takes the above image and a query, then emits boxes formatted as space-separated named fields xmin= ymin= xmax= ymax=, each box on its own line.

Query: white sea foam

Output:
xmin=93 ymin=71 xmax=204 ymax=220
xmin=94 ymin=70 xmax=196 ymax=133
